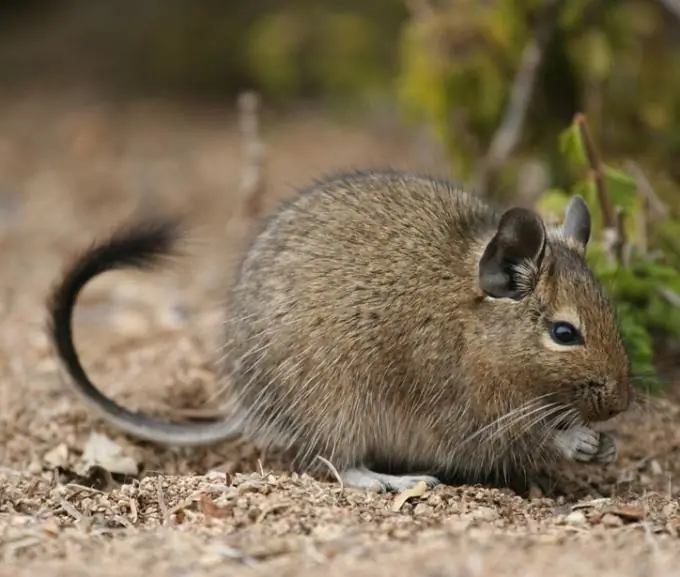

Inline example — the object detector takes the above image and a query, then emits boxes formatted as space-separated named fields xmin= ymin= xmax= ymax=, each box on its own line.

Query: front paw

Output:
xmin=553 ymin=427 xmax=619 ymax=465
xmin=553 ymin=426 xmax=601 ymax=463
xmin=592 ymin=431 xmax=618 ymax=465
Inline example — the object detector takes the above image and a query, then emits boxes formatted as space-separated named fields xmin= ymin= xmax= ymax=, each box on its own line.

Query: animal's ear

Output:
xmin=479 ymin=207 xmax=546 ymax=300
xmin=561 ymin=195 xmax=591 ymax=251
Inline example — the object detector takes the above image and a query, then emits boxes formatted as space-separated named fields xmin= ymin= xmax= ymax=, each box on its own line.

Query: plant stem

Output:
xmin=475 ymin=0 xmax=562 ymax=197
xmin=237 ymin=91 xmax=267 ymax=219
xmin=575 ymin=113 xmax=626 ymax=265
xmin=575 ymin=113 xmax=615 ymax=229
xmin=624 ymin=160 xmax=669 ymax=220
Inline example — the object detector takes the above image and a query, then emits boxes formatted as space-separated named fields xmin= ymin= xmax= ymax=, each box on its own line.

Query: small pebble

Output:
xmin=427 ymin=495 xmax=443 ymax=507
xmin=565 ymin=510 xmax=587 ymax=526
xmin=552 ymin=514 xmax=566 ymax=526
xmin=43 ymin=443 xmax=69 ymax=468
xmin=199 ymin=553 xmax=224 ymax=568
xmin=663 ymin=502 xmax=678 ymax=517
xmin=41 ymin=520 xmax=61 ymax=536
xmin=472 ymin=506 xmax=498 ymax=522
xmin=444 ymin=517 xmax=473 ymax=533
xmin=413 ymin=503 xmax=433 ymax=516
xmin=601 ymin=513 xmax=624 ymax=527
xmin=536 ymin=533 xmax=564 ymax=545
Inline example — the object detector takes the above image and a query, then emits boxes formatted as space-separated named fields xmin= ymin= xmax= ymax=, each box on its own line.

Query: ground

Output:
xmin=1 ymin=90 xmax=680 ymax=576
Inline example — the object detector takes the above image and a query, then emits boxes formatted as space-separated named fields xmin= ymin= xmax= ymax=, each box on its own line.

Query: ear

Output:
xmin=561 ymin=195 xmax=591 ymax=250
xmin=479 ymin=207 xmax=546 ymax=300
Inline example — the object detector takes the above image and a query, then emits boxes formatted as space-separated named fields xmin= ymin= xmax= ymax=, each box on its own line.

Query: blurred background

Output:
xmin=1 ymin=0 xmax=680 ymax=392
xmin=1 ymin=0 xmax=679 ymax=198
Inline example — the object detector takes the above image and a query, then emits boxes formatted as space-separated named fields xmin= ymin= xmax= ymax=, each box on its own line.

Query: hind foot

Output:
xmin=339 ymin=467 xmax=440 ymax=493
xmin=553 ymin=426 xmax=618 ymax=464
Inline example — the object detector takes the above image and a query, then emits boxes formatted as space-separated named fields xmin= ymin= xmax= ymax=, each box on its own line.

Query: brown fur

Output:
xmin=217 ymin=169 xmax=632 ymax=483
xmin=48 ymin=168 xmax=633 ymax=487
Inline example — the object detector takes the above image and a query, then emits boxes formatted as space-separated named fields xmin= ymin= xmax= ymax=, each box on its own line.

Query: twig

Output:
xmin=575 ymin=113 xmax=626 ymax=264
xmin=156 ymin=476 xmax=169 ymax=525
xmin=624 ymin=160 xmax=670 ymax=220
xmin=316 ymin=455 xmax=344 ymax=495
xmin=615 ymin=206 xmax=628 ymax=264
xmin=657 ymin=0 xmax=680 ymax=22
xmin=475 ymin=0 xmax=563 ymax=196
xmin=255 ymin=502 xmax=291 ymax=524
xmin=575 ymin=114 xmax=616 ymax=228
xmin=59 ymin=499 xmax=93 ymax=532
xmin=237 ymin=91 xmax=267 ymax=219
xmin=635 ymin=192 xmax=649 ymax=258
xmin=659 ymin=287 xmax=680 ymax=308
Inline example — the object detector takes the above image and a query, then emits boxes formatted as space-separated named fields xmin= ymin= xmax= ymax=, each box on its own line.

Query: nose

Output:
xmin=609 ymin=378 xmax=634 ymax=414
xmin=600 ymin=407 xmax=620 ymax=420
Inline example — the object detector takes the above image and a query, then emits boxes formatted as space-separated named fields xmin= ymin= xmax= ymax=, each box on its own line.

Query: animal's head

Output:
xmin=474 ymin=196 xmax=633 ymax=425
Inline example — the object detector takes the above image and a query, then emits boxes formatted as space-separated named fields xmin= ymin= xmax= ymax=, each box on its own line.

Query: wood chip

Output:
xmin=391 ymin=481 xmax=428 ymax=512
xmin=199 ymin=494 xmax=233 ymax=518
xmin=43 ymin=443 xmax=69 ymax=468
xmin=255 ymin=502 xmax=290 ymax=524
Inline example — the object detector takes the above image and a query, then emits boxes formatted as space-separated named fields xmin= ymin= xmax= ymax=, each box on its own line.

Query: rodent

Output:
xmin=47 ymin=168 xmax=634 ymax=492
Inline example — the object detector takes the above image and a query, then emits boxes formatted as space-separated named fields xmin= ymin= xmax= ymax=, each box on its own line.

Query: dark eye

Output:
xmin=550 ymin=321 xmax=583 ymax=346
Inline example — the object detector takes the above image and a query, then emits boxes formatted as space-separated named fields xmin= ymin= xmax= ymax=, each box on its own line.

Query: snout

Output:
xmin=581 ymin=378 xmax=634 ymax=422
xmin=610 ymin=376 xmax=635 ymax=415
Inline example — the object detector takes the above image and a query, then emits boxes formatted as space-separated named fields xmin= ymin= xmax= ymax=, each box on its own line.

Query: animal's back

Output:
xmin=223 ymin=170 xmax=498 ymax=475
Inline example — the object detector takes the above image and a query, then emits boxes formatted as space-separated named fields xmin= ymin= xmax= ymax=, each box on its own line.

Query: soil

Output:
xmin=1 ymin=90 xmax=680 ymax=577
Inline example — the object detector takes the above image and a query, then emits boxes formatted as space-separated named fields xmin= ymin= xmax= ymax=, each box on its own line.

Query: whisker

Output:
xmin=496 ymin=403 xmax=566 ymax=449
xmin=454 ymin=393 xmax=557 ymax=452
xmin=482 ymin=402 xmax=566 ymax=475
xmin=484 ymin=402 xmax=557 ymax=447
xmin=536 ymin=407 xmax=580 ymax=450
xmin=473 ymin=397 xmax=563 ymax=458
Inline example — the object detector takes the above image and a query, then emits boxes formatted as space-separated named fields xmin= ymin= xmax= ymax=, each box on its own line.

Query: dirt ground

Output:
xmin=1 ymin=89 xmax=680 ymax=576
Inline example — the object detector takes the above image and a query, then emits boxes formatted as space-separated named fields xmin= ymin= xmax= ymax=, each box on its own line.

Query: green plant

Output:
xmin=536 ymin=114 xmax=680 ymax=391
xmin=396 ymin=1 xmax=680 ymax=200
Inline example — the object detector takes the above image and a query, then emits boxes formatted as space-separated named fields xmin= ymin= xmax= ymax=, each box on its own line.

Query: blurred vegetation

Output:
xmin=396 ymin=0 xmax=680 ymax=200
xmin=0 ymin=0 xmax=408 ymax=103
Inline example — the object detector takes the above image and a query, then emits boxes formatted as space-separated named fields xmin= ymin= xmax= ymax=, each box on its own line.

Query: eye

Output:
xmin=550 ymin=321 xmax=583 ymax=346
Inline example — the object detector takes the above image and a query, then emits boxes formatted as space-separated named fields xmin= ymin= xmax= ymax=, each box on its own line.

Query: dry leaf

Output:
xmin=606 ymin=506 xmax=645 ymax=523
xmin=174 ymin=508 xmax=186 ymax=524
xmin=41 ymin=520 xmax=61 ymax=537
xmin=199 ymin=494 xmax=233 ymax=518
xmin=77 ymin=432 xmax=139 ymax=476
xmin=43 ymin=443 xmax=69 ymax=468
xmin=392 ymin=481 xmax=428 ymax=512
xmin=571 ymin=498 xmax=610 ymax=511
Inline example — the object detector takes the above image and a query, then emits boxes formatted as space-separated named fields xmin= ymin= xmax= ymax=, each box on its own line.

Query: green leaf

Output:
xmin=559 ymin=121 xmax=588 ymax=169
xmin=603 ymin=166 xmax=638 ymax=213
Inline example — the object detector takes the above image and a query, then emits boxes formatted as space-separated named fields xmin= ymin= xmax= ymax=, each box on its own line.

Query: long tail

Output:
xmin=46 ymin=216 xmax=244 ymax=446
